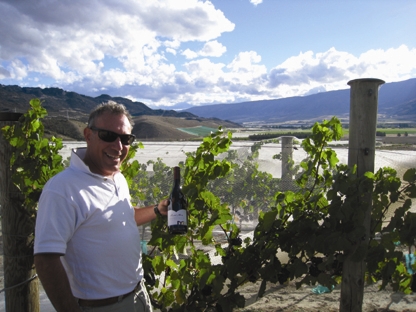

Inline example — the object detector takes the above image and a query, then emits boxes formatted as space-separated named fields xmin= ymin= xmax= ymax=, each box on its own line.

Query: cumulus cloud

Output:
xmin=0 ymin=0 xmax=416 ymax=107
xmin=200 ymin=41 xmax=227 ymax=57
xmin=0 ymin=0 xmax=234 ymax=84
xmin=182 ymin=40 xmax=227 ymax=59
xmin=265 ymin=46 xmax=416 ymax=99
xmin=182 ymin=49 xmax=199 ymax=60
xmin=250 ymin=0 xmax=263 ymax=6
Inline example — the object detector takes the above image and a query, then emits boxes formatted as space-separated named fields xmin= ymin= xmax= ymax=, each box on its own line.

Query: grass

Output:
xmin=378 ymin=128 xmax=416 ymax=135
xmin=231 ymin=127 xmax=416 ymax=139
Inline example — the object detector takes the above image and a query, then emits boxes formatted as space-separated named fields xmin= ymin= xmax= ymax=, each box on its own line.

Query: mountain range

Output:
xmin=0 ymin=84 xmax=194 ymax=121
xmin=0 ymin=84 xmax=239 ymax=140
xmin=1 ymin=78 xmax=416 ymax=127
xmin=183 ymin=78 xmax=416 ymax=125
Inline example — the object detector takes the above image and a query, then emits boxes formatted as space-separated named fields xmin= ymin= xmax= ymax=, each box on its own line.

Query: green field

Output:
xmin=176 ymin=126 xmax=416 ymax=140
xmin=233 ymin=127 xmax=416 ymax=138
xmin=379 ymin=128 xmax=416 ymax=135
xmin=178 ymin=126 xmax=218 ymax=137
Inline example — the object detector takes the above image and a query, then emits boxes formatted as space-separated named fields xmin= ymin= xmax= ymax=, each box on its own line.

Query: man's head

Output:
xmin=83 ymin=101 xmax=135 ymax=177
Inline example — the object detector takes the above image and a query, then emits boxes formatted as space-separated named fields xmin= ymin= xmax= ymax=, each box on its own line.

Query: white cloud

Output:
xmin=182 ymin=49 xmax=199 ymax=60
xmin=227 ymin=51 xmax=262 ymax=72
xmin=182 ymin=40 xmax=227 ymax=59
xmin=138 ymin=0 xmax=235 ymax=41
xmin=200 ymin=41 xmax=227 ymax=57
xmin=184 ymin=58 xmax=225 ymax=80
xmin=250 ymin=0 xmax=263 ymax=6
xmin=0 ymin=0 xmax=416 ymax=107
xmin=357 ymin=45 xmax=416 ymax=81
xmin=163 ymin=40 xmax=181 ymax=49
xmin=266 ymin=46 xmax=416 ymax=99
xmin=162 ymin=45 xmax=416 ymax=105
xmin=0 ymin=0 xmax=234 ymax=87
xmin=165 ymin=48 xmax=177 ymax=56
xmin=9 ymin=59 xmax=29 ymax=80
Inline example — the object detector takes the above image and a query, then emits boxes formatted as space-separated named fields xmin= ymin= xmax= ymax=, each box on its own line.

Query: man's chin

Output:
xmin=103 ymin=164 xmax=121 ymax=175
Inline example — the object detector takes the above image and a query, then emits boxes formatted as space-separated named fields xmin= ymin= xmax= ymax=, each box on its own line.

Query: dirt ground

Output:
xmin=0 ymin=241 xmax=415 ymax=311
xmin=1 ymin=204 xmax=416 ymax=312
xmin=235 ymin=279 xmax=416 ymax=312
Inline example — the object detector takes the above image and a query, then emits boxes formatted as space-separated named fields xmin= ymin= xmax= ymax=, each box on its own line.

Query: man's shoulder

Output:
xmin=44 ymin=166 xmax=80 ymax=188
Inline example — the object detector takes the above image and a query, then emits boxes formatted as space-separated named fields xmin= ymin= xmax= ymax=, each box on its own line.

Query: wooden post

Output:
xmin=0 ymin=113 xmax=40 ymax=312
xmin=340 ymin=78 xmax=385 ymax=312
xmin=281 ymin=136 xmax=294 ymax=181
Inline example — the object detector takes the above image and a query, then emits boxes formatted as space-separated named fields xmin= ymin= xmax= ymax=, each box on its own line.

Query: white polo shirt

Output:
xmin=34 ymin=148 xmax=142 ymax=299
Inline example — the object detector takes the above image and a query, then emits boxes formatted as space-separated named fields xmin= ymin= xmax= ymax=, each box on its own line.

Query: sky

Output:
xmin=0 ymin=0 xmax=415 ymax=109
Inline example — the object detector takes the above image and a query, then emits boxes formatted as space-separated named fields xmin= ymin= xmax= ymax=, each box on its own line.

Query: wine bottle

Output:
xmin=167 ymin=166 xmax=188 ymax=234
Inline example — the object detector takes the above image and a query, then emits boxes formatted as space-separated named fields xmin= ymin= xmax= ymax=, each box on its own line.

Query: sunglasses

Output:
xmin=89 ymin=126 xmax=135 ymax=146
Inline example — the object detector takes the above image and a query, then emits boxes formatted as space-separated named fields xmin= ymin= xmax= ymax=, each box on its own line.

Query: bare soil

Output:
xmin=235 ymin=280 xmax=416 ymax=312
xmin=1 ymin=232 xmax=416 ymax=311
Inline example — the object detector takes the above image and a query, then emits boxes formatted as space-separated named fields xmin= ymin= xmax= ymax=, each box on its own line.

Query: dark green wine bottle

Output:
xmin=167 ymin=166 xmax=188 ymax=234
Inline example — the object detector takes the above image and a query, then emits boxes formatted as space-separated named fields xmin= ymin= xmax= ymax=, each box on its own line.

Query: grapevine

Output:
xmin=2 ymin=100 xmax=416 ymax=312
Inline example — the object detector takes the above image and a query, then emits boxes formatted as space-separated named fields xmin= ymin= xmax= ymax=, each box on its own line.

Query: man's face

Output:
xmin=84 ymin=112 xmax=132 ymax=177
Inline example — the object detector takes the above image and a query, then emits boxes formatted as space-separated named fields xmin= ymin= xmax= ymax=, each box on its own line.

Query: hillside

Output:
xmin=184 ymin=78 xmax=416 ymax=124
xmin=0 ymin=84 xmax=240 ymax=141
xmin=132 ymin=115 xmax=238 ymax=141
xmin=3 ymin=78 xmax=416 ymax=140
xmin=0 ymin=84 xmax=195 ymax=119
xmin=39 ymin=115 xmax=239 ymax=141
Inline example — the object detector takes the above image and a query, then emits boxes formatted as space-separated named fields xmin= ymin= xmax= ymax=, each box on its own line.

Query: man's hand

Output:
xmin=157 ymin=199 xmax=169 ymax=216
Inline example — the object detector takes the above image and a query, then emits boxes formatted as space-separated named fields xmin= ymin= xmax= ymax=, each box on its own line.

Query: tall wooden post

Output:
xmin=0 ymin=113 xmax=40 ymax=312
xmin=281 ymin=136 xmax=294 ymax=182
xmin=340 ymin=78 xmax=384 ymax=312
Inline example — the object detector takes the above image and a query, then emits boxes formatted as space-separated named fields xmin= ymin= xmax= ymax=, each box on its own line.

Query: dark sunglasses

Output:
xmin=89 ymin=126 xmax=135 ymax=146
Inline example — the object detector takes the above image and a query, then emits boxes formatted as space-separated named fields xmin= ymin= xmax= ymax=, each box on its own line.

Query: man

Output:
xmin=34 ymin=101 xmax=168 ymax=311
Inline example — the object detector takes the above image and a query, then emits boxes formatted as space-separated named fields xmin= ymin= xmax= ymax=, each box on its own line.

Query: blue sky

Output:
xmin=0 ymin=0 xmax=415 ymax=108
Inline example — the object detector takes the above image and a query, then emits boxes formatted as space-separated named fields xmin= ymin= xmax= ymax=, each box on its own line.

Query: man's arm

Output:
xmin=34 ymin=254 xmax=81 ymax=312
xmin=134 ymin=199 xmax=169 ymax=225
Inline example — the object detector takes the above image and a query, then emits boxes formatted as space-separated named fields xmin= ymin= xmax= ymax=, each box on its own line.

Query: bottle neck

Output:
xmin=173 ymin=167 xmax=180 ymax=185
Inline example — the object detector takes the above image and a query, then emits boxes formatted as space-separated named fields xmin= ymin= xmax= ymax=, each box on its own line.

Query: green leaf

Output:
xmin=403 ymin=168 xmax=416 ymax=183
xmin=317 ymin=273 xmax=336 ymax=290
xmin=293 ymin=258 xmax=308 ymax=278
xmin=259 ymin=210 xmax=277 ymax=232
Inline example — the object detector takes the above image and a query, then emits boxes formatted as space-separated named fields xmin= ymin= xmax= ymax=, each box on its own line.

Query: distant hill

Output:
xmin=3 ymin=78 xmax=416 ymax=140
xmin=0 ymin=84 xmax=240 ymax=141
xmin=184 ymin=78 xmax=416 ymax=124
xmin=132 ymin=115 xmax=238 ymax=141
xmin=0 ymin=84 xmax=195 ymax=121
xmin=38 ymin=115 xmax=238 ymax=141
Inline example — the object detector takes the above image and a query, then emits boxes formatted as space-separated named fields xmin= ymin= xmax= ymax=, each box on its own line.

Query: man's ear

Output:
xmin=84 ymin=127 xmax=92 ymax=142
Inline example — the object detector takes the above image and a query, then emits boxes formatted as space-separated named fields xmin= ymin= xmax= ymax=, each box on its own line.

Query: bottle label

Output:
xmin=168 ymin=210 xmax=187 ymax=226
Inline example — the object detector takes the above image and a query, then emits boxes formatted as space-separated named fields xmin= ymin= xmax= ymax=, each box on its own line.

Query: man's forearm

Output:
xmin=34 ymin=254 xmax=81 ymax=312
xmin=134 ymin=199 xmax=168 ymax=225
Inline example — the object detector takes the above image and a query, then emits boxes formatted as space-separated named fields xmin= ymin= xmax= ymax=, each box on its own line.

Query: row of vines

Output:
xmin=2 ymin=98 xmax=416 ymax=311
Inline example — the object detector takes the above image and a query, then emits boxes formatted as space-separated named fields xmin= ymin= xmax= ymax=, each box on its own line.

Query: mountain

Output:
xmin=0 ymin=84 xmax=240 ymax=141
xmin=0 ymin=85 xmax=195 ymax=120
xmin=183 ymin=78 xmax=416 ymax=124
xmin=2 ymin=78 xmax=416 ymax=129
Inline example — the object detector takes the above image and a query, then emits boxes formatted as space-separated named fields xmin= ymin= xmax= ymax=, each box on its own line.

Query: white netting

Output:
xmin=60 ymin=140 xmax=416 ymax=238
